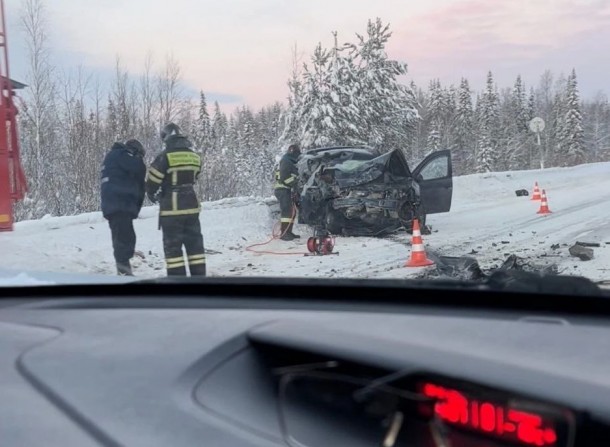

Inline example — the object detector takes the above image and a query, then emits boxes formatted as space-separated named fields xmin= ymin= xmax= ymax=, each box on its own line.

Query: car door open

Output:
xmin=412 ymin=150 xmax=453 ymax=214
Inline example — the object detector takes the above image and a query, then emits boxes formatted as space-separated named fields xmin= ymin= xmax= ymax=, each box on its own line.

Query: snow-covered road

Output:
xmin=1 ymin=162 xmax=610 ymax=284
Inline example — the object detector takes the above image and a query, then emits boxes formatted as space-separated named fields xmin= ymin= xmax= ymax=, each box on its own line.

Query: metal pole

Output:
xmin=537 ymin=132 xmax=543 ymax=170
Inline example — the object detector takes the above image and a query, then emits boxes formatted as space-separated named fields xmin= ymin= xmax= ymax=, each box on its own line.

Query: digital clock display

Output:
xmin=420 ymin=382 xmax=560 ymax=446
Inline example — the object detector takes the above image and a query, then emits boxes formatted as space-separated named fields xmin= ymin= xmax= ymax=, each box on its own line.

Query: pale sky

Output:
xmin=6 ymin=0 xmax=610 ymax=110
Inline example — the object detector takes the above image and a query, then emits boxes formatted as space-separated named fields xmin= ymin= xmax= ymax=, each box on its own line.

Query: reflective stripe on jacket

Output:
xmin=146 ymin=136 xmax=202 ymax=217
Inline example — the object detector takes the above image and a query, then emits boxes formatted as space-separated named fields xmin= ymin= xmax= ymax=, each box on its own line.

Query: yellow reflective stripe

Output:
xmin=274 ymin=183 xmax=290 ymax=189
xmin=167 ymin=151 xmax=201 ymax=167
xmin=146 ymin=173 xmax=163 ymax=184
xmin=281 ymin=218 xmax=293 ymax=223
xmin=149 ymin=167 xmax=165 ymax=178
xmin=188 ymin=254 xmax=206 ymax=261
xmin=167 ymin=262 xmax=186 ymax=269
xmin=189 ymin=259 xmax=206 ymax=266
xmin=160 ymin=208 xmax=201 ymax=216
xmin=166 ymin=256 xmax=184 ymax=263
xmin=284 ymin=175 xmax=297 ymax=185
xmin=172 ymin=192 xmax=178 ymax=211
xmin=172 ymin=170 xmax=177 ymax=186
xmin=0 ymin=214 xmax=10 ymax=223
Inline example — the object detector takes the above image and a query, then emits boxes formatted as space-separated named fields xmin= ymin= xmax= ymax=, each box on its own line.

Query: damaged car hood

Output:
xmin=299 ymin=148 xmax=412 ymax=189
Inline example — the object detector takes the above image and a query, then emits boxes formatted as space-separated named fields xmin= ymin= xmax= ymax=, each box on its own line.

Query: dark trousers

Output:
xmin=108 ymin=213 xmax=136 ymax=264
xmin=160 ymin=214 xmax=206 ymax=276
xmin=274 ymin=188 xmax=294 ymax=224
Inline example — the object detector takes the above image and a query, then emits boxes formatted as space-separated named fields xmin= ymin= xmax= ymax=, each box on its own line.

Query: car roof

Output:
xmin=304 ymin=146 xmax=377 ymax=157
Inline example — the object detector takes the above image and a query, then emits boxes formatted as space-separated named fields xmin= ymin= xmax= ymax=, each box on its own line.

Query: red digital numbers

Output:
xmin=421 ymin=383 xmax=558 ymax=446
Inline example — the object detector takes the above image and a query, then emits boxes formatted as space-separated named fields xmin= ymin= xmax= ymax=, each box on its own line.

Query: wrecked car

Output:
xmin=296 ymin=146 xmax=453 ymax=236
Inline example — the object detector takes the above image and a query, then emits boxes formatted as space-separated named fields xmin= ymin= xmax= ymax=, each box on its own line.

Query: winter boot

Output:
xmin=280 ymin=222 xmax=296 ymax=241
xmin=116 ymin=261 xmax=134 ymax=276
xmin=287 ymin=222 xmax=300 ymax=239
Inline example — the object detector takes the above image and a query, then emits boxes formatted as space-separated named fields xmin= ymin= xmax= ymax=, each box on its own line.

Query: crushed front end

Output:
xmin=297 ymin=148 xmax=423 ymax=236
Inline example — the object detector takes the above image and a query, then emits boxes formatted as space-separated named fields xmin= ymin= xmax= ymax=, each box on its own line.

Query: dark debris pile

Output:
xmin=420 ymin=253 xmax=558 ymax=281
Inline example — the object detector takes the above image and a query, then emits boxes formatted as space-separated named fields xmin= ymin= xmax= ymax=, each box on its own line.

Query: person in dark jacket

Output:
xmin=273 ymin=143 xmax=301 ymax=241
xmin=101 ymin=139 xmax=147 ymax=276
xmin=146 ymin=123 xmax=206 ymax=277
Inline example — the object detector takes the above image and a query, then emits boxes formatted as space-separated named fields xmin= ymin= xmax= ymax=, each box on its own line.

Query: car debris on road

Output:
xmin=569 ymin=243 xmax=595 ymax=261
xmin=422 ymin=253 xmax=558 ymax=281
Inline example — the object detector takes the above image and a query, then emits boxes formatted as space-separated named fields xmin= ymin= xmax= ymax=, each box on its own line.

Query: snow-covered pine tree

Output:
xmin=583 ymin=93 xmax=610 ymax=162
xmin=496 ymin=87 xmax=514 ymax=171
xmin=502 ymin=75 xmax=529 ymax=170
xmin=513 ymin=75 xmax=529 ymax=133
xmin=256 ymin=103 xmax=284 ymax=195
xmin=298 ymin=43 xmax=334 ymax=148
xmin=412 ymin=83 xmax=429 ymax=162
xmin=477 ymin=132 xmax=494 ymax=174
xmin=327 ymin=32 xmax=364 ymax=145
xmin=522 ymin=87 xmax=537 ymax=169
xmin=190 ymin=91 xmax=211 ymax=198
xmin=454 ymin=78 xmax=474 ymax=174
xmin=476 ymin=71 xmax=500 ymax=172
xmin=563 ymin=69 xmax=586 ymax=166
xmin=442 ymin=84 xmax=457 ymax=149
xmin=192 ymin=91 xmax=211 ymax=151
xmin=426 ymin=127 xmax=441 ymax=153
xmin=550 ymin=91 xmax=566 ymax=167
xmin=352 ymin=18 xmax=418 ymax=150
xmin=203 ymin=101 xmax=231 ymax=200
xmin=427 ymin=79 xmax=444 ymax=153
xmin=211 ymin=101 xmax=227 ymax=151
xmin=527 ymin=88 xmax=536 ymax=123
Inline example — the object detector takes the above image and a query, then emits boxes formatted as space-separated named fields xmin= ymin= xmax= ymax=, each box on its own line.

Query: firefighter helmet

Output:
xmin=287 ymin=143 xmax=301 ymax=156
xmin=160 ymin=123 xmax=181 ymax=142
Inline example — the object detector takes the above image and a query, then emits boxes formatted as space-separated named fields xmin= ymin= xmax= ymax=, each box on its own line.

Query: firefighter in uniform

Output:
xmin=146 ymin=123 xmax=206 ymax=276
xmin=274 ymin=143 xmax=301 ymax=241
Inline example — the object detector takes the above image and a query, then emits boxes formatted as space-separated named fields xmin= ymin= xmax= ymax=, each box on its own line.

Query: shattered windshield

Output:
xmin=0 ymin=0 xmax=608 ymax=291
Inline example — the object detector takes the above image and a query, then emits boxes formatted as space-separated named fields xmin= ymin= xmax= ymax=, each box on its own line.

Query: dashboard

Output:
xmin=1 ymin=279 xmax=610 ymax=446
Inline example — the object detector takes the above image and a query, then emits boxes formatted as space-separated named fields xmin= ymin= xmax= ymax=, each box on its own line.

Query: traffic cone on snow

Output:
xmin=405 ymin=219 xmax=434 ymax=267
xmin=537 ymin=189 xmax=552 ymax=215
xmin=531 ymin=182 xmax=541 ymax=201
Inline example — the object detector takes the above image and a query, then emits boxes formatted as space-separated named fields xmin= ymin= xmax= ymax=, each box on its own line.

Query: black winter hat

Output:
xmin=126 ymin=139 xmax=145 ymax=157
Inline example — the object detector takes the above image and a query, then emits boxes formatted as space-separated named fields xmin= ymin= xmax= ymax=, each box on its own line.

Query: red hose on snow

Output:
xmin=245 ymin=206 xmax=310 ymax=256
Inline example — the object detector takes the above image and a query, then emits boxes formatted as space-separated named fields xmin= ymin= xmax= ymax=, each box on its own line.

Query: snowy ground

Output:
xmin=1 ymin=162 xmax=610 ymax=285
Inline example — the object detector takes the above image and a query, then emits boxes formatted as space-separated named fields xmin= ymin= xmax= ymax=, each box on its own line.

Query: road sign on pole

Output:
xmin=529 ymin=117 xmax=545 ymax=133
xmin=529 ymin=117 xmax=546 ymax=170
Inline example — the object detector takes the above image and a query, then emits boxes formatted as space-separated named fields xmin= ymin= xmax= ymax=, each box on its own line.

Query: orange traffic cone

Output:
xmin=531 ymin=182 xmax=541 ymax=201
xmin=405 ymin=219 xmax=434 ymax=267
xmin=537 ymin=189 xmax=552 ymax=215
